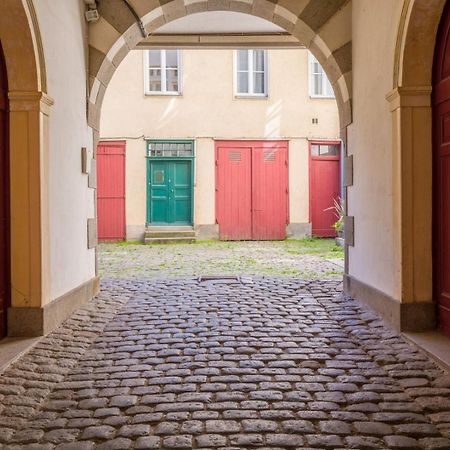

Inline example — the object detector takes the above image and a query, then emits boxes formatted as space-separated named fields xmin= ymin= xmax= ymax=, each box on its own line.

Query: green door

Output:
xmin=148 ymin=160 xmax=192 ymax=225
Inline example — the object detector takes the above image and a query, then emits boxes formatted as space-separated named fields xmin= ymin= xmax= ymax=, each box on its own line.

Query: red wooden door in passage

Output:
xmin=309 ymin=141 xmax=341 ymax=238
xmin=433 ymin=1 xmax=450 ymax=337
xmin=97 ymin=141 xmax=126 ymax=241
xmin=215 ymin=141 xmax=288 ymax=241
xmin=0 ymin=44 xmax=9 ymax=338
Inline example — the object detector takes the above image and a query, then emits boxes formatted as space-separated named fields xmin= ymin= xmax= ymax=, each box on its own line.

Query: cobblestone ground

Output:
xmin=1 ymin=277 xmax=450 ymax=449
xmin=98 ymin=240 xmax=344 ymax=279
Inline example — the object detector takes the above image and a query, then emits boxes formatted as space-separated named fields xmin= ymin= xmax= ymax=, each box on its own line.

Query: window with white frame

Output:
xmin=309 ymin=52 xmax=334 ymax=98
xmin=145 ymin=49 xmax=181 ymax=95
xmin=235 ymin=49 xmax=268 ymax=97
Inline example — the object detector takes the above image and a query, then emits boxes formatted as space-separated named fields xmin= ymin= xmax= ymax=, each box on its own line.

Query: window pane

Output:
xmin=166 ymin=50 xmax=178 ymax=68
xmin=319 ymin=145 xmax=339 ymax=156
xmin=237 ymin=72 xmax=249 ymax=93
xmin=166 ymin=69 xmax=179 ymax=92
xmin=253 ymin=72 xmax=265 ymax=94
xmin=253 ymin=50 xmax=265 ymax=71
xmin=325 ymin=78 xmax=334 ymax=97
xmin=149 ymin=68 xmax=162 ymax=92
xmin=148 ymin=50 xmax=161 ymax=67
xmin=311 ymin=145 xmax=319 ymax=156
xmin=314 ymin=73 xmax=323 ymax=96
xmin=237 ymin=50 xmax=249 ymax=71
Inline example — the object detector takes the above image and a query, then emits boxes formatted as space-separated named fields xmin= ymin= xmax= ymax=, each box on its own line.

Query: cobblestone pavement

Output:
xmin=98 ymin=240 xmax=344 ymax=280
xmin=1 ymin=277 xmax=450 ymax=449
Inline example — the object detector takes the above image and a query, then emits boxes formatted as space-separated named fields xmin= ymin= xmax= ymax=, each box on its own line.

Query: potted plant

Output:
xmin=326 ymin=197 xmax=345 ymax=247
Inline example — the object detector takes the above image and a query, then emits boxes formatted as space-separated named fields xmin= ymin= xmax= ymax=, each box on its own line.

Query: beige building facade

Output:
xmin=100 ymin=47 xmax=340 ymax=241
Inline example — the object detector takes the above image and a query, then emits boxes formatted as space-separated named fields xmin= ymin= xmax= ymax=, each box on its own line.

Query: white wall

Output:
xmin=34 ymin=0 xmax=96 ymax=301
xmin=348 ymin=0 xmax=403 ymax=299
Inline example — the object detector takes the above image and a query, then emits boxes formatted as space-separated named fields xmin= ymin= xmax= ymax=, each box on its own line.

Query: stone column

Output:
xmin=386 ymin=86 xmax=434 ymax=330
xmin=7 ymin=91 xmax=53 ymax=335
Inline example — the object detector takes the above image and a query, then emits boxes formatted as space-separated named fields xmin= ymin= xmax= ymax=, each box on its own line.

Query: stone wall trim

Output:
xmin=344 ymin=274 xmax=436 ymax=332
xmin=7 ymin=277 xmax=100 ymax=337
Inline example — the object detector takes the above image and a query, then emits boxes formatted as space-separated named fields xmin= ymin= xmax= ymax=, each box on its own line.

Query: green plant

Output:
xmin=326 ymin=197 xmax=345 ymax=233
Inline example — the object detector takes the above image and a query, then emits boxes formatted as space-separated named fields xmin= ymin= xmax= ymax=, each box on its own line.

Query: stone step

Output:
xmin=145 ymin=230 xmax=196 ymax=239
xmin=146 ymin=226 xmax=194 ymax=232
xmin=144 ymin=237 xmax=196 ymax=245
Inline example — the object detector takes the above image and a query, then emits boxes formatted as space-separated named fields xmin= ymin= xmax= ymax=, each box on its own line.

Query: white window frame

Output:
xmin=144 ymin=49 xmax=182 ymax=96
xmin=234 ymin=49 xmax=269 ymax=98
xmin=308 ymin=52 xmax=335 ymax=99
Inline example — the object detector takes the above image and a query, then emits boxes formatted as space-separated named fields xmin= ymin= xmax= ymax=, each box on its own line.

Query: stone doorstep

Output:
xmin=144 ymin=226 xmax=196 ymax=244
xmin=0 ymin=336 xmax=41 ymax=372
xmin=403 ymin=331 xmax=450 ymax=372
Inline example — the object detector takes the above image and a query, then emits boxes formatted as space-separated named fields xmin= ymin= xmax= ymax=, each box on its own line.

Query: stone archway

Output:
xmin=86 ymin=0 xmax=353 ymax=136
xmin=386 ymin=0 xmax=446 ymax=330
xmin=0 ymin=0 xmax=52 ymax=335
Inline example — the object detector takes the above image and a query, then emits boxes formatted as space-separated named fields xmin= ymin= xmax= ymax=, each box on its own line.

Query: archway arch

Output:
xmin=0 ymin=0 xmax=52 ymax=335
xmin=387 ymin=0 xmax=446 ymax=329
xmin=87 ymin=0 xmax=352 ymax=135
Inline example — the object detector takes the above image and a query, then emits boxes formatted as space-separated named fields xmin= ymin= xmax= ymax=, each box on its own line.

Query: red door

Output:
xmin=252 ymin=144 xmax=288 ymax=240
xmin=97 ymin=141 xmax=126 ymax=241
xmin=0 ymin=44 xmax=9 ymax=338
xmin=216 ymin=141 xmax=288 ymax=241
xmin=433 ymin=1 xmax=450 ymax=337
xmin=216 ymin=144 xmax=252 ymax=240
xmin=309 ymin=141 xmax=341 ymax=237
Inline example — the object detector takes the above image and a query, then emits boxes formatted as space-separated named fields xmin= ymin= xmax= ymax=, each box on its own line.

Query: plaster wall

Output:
xmin=34 ymin=0 xmax=96 ymax=301
xmin=347 ymin=0 xmax=404 ymax=300
xmin=101 ymin=48 xmax=339 ymax=140
xmin=101 ymin=48 xmax=339 ymax=232
xmin=122 ymin=136 xmax=310 ymax=235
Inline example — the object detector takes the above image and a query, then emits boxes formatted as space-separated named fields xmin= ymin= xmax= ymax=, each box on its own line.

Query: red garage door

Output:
xmin=97 ymin=141 xmax=126 ymax=242
xmin=216 ymin=141 xmax=288 ymax=241
xmin=310 ymin=141 xmax=341 ymax=237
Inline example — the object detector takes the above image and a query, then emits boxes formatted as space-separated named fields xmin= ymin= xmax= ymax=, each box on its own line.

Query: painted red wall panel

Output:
xmin=0 ymin=44 xmax=9 ymax=338
xmin=97 ymin=141 xmax=126 ymax=242
xmin=216 ymin=141 xmax=288 ymax=241
xmin=310 ymin=143 xmax=341 ymax=238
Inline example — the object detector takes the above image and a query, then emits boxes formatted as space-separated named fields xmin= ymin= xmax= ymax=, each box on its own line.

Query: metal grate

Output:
xmin=229 ymin=151 xmax=242 ymax=162
xmin=264 ymin=150 xmax=277 ymax=161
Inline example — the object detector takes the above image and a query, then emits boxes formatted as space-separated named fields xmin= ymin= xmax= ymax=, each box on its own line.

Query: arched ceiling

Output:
xmin=87 ymin=0 xmax=352 ymax=130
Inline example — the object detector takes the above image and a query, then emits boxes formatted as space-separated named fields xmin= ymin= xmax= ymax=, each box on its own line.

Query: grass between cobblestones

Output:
xmin=98 ymin=238 xmax=344 ymax=280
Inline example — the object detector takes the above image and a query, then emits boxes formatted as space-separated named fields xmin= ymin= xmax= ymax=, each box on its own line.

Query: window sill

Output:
xmin=234 ymin=94 xmax=269 ymax=100
xmin=309 ymin=95 xmax=335 ymax=99
xmin=145 ymin=92 xmax=182 ymax=97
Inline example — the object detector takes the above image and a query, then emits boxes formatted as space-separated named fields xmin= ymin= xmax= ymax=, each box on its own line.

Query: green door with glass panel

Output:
xmin=147 ymin=141 xmax=194 ymax=225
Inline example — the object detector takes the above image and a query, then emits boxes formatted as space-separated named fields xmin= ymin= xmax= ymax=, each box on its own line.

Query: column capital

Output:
xmin=8 ymin=91 xmax=54 ymax=115
xmin=386 ymin=86 xmax=432 ymax=111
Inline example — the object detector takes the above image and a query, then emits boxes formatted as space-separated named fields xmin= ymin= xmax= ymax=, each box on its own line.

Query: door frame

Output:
xmin=146 ymin=140 xmax=195 ymax=227
xmin=308 ymin=139 xmax=342 ymax=234
xmin=214 ymin=139 xmax=290 ymax=239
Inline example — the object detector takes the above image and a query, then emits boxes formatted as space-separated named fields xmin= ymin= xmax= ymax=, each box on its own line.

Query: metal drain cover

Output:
xmin=198 ymin=276 xmax=253 ymax=284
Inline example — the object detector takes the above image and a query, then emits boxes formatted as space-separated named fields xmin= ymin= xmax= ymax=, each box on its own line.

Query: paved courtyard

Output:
xmin=0 ymin=243 xmax=450 ymax=449
xmin=98 ymin=240 xmax=344 ymax=279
